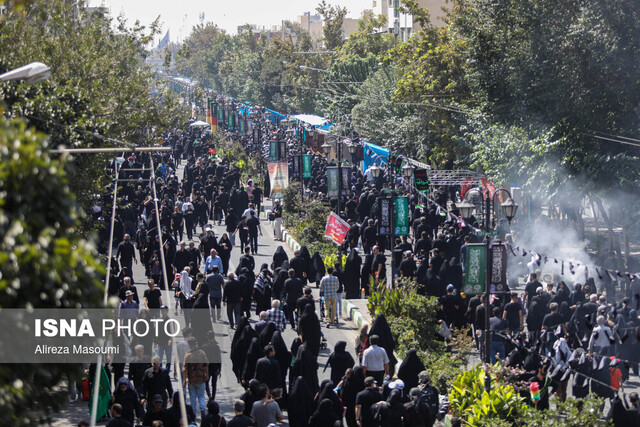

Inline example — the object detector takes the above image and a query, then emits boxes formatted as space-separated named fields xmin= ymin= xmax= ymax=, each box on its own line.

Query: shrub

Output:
xmin=449 ymin=364 xmax=526 ymax=426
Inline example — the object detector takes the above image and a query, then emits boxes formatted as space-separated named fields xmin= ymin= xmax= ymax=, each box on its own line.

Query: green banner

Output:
xmin=217 ymin=105 xmax=224 ymax=122
xmin=269 ymin=141 xmax=279 ymax=162
xmin=394 ymin=196 xmax=409 ymax=235
xmin=327 ymin=167 xmax=339 ymax=198
xmin=303 ymin=154 xmax=312 ymax=178
xmin=239 ymin=118 xmax=246 ymax=135
xmin=464 ymin=244 xmax=486 ymax=294
xmin=227 ymin=113 xmax=234 ymax=131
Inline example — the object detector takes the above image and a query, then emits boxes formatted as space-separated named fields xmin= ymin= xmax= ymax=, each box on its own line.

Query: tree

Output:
xmin=0 ymin=1 xmax=189 ymax=213
xmin=316 ymin=0 xmax=348 ymax=50
xmin=0 ymin=116 xmax=105 ymax=425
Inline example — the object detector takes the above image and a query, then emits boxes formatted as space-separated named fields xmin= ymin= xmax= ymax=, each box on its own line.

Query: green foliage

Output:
xmin=0 ymin=1 xmax=189 ymax=213
xmin=323 ymin=253 xmax=346 ymax=270
xmin=449 ymin=364 xmax=526 ymax=426
xmin=520 ymin=396 xmax=607 ymax=427
xmin=315 ymin=0 xmax=348 ymax=51
xmin=367 ymin=278 xmax=401 ymax=317
xmin=281 ymin=183 xmax=336 ymax=258
xmin=0 ymin=117 xmax=105 ymax=425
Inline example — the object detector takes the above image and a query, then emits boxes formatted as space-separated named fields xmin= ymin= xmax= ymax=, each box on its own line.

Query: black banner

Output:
xmin=414 ymin=168 xmax=429 ymax=191
xmin=490 ymin=244 xmax=508 ymax=293
xmin=341 ymin=167 xmax=351 ymax=195
xmin=292 ymin=155 xmax=300 ymax=179
xmin=378 ymin=198 xmax=392 ymax=236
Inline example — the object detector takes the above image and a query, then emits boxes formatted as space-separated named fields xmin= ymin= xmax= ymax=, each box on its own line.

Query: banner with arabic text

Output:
xmin=324 ymin=212 xmax=350 ymax=245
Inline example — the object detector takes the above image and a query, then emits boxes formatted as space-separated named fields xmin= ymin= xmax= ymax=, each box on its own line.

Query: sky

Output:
xmin=88 ymin=0 xmax=374 ymax=45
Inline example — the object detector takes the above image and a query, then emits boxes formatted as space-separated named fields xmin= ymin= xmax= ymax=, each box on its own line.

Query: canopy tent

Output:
xmin=292 ymin=114 xmax=329 ymax=127
xmin=189 ymin=120 xmax=210 ymax=127
xmin=362 ymin=141 xmax=389 ymax=173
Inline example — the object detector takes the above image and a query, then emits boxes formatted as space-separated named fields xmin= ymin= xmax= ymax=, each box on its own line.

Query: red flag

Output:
xmin=460 ymin=177 xmax=474 ymax=198
xmin=208 ymin=148 xmax=216 ymax=154
xmin=480 ymin=178 xmax=496 ymax=199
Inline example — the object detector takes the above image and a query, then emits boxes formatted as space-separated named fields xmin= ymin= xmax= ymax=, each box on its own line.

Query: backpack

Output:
xmin=416 ymin=386 xmax=439 ymax=419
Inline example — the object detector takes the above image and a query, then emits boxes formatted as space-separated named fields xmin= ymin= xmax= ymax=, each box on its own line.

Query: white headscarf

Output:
xmin=180 ymin=270 xmax=193 ymax=298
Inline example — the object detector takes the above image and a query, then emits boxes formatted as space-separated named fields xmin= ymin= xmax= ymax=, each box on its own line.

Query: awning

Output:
xmin=292 ymin=114 xmax=329 ymax=127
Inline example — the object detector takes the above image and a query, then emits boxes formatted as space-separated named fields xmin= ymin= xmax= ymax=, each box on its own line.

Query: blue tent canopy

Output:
xmin=362 ymin=141 xmax=389 ymax=172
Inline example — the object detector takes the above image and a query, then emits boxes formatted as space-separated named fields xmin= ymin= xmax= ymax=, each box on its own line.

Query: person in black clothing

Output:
xmin=489 ymin=307 xmax=508 ymax=363
xmin=283 ymin=269 xmax=304 ymax=329
xmin=110 ymin=378 xmax=143 ymax=426
xmin=235 ymin=246 xmax=255 ymax=276
xmin=289 ymin=249 xmax=307 ymax=286
xmin=371 ymin=245 xmax=386 ymax=284
xmin=398 ymin=251 xmax=417 ymax=278
xmin=296 ymin=287 xmax=315 ymax=317
xmin=356 ymin=376 xmax=383 ymax=427
xmin=254 ymin=344 xmax=283 ymax=392
xmin=118 ymin=277 xmax=139 ymax=304
xmin=239 ymin=379 xmax=261 ymax=417
xmin=143 ymin=279 xmax=163 ymax=318
xmin=391 ymin=238 xmax=404 ymax=278
xmin=362 ymin=219 xmax=377 ymax=255
xmin=528 ymin=363 xmax=553 ymax=410
xmin=142 ymin=394 xmax=178 ymax=427
xmin=503 ymin=293 xmax=524 ymax=334
xmin=172 ymin=241 xmax=191 ymax=275
xmin=142 ymin=356 xmax=173 ymax=410
xmin=523 ymin=273 xmax=542 ymax=310
xmin=106 ymin=403 xmax=133 ymax=427
xmin=233 ymin=216 xmax=250 ymax=254
xmin=201 ymin=331 xmax=222 ymax=400
xmin=128 ymin=344 xmax=151 ymax=397
xmin=223 ymin=272 xmax=243 ymax=328
xmin=324 ymin=341 xmax=355 ymax=385
xmin=116 ymin=234 xmax=137 ymax=274
xmin=246 ymin=211 xmax=262 ymax=255
xmin=439 ymin=284 xmax=459 ymax=327
xmin=227 ymin=400 xmax=253 ymax=427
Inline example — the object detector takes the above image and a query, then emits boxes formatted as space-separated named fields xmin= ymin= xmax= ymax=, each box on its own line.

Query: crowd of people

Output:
xmin=77 ymin=104 xmax=640 ymax=427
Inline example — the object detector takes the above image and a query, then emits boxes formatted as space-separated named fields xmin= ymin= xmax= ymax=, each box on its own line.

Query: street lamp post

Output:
xmin=0 ymin=62 xmax=51 ymax=84
xmin=459 ymin=188 xmax=518 ymax=391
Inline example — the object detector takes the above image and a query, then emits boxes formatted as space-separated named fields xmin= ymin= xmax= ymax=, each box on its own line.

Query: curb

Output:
xmin=268 ymin=219 xmax=301 ymax=252
xmin=343 ymin=299 xmax=368 ymax=329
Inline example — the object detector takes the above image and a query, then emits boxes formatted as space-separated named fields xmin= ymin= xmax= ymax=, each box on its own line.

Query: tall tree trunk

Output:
xmin=594 ymin=198 xmax=623 ymax=269
xmin=590 ymin=199 xmax=599 ymax=255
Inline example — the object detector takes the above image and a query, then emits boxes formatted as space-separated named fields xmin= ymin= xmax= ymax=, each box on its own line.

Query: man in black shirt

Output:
xmin=362 ymin=219 xmax=377 ymax=255
xmin=116 ymin=234 xmax=137 ymax=274
xmin=503 ymin=293 xmax=523 ymax=333
xmin=143 ymin=279 xmax=163 ymax=318
xmin=398 ymin=251 xmax=417 ymax=278
xmin=223 ymin=272 xmax=243 ymax=328
xmin=523 ymin=273 xmax=542 ymax=310
xmin=439 ymin=284 xmax=459 ymax=327
xmin=172 ymin=241 xmax=191 ymax=275
xmin=541 ymin=302 xmax=566 ymax=355
xmin=391 ymin=238 xmax=404 ymax=278
xmin=356 ymin=376 xmax=383 ymax=427
xmin=489 ymin=307 xmax=508 ymax=363
xmin=371 ymin=245 xmax=386 ymax=285
xmin=246 ymin=211 xmax=262 ymax=255
xmin=254 ymin=344 xmax=282 ymax=392
xmin=296 ymin=287 xmax=315 ymax=315
xmin=142 ymin=357 xmax=173 ymax=410
xmin=227 ymin=400 xmax=253 ymax=427
xmin=283 ymin=269 xmax=303 ymax=329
